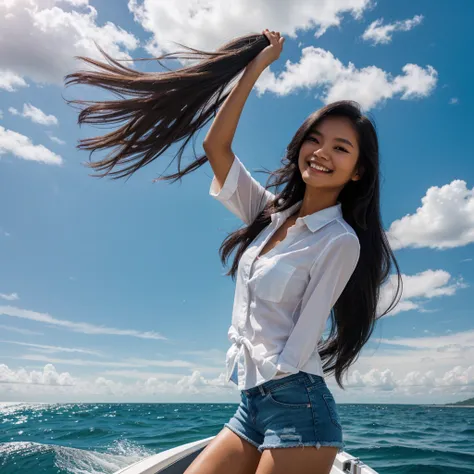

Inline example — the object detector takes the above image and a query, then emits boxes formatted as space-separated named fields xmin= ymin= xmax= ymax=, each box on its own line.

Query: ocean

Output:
xmin=0 ymin=402 xmax=472 ymax=473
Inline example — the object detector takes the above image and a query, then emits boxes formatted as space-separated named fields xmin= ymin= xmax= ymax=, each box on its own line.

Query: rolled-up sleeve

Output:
xmin=209 ymin=155 xmax=275 ymax=225
xmin=276 ymin=233 xmax=360 ymax=374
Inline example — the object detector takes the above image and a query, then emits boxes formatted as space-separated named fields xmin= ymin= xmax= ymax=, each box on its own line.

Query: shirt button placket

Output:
xmin=239 ymin=257 xmax=254 ymax=331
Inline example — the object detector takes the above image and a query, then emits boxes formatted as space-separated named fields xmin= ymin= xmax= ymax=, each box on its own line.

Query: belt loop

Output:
xmin=308 ymin=373 xmax=315 ymax=384
xmin=258 ymin=385 xmax=265 ymax=396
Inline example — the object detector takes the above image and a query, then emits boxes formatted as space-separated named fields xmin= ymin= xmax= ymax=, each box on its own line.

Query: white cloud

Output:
xmin=128 ymin=0 xmax=372 ymax=57
xmin=181 ymin=349 xmax=227 ymax=366
xmin=362 ymin=14 xmax=424 ymax=45
xmin=0 ymin=363 xmax=74 ymax=386
xmin=0 ymin=293 xmax=19 ymax=301
xmin=124 ymin=357 xmax=195 ymax=368
xmin=1 ymin=340 xmax=103 ymax=356
xmin=346 ymin=365 xmax=474 ymax=392
xmin=255 ymin=48 xmax=437 ymax=109
xmin=0 ymin=305 xmax=166 ymax=340
xmin=378 ymin=269 xmax=468 ymax=317
xmin=15 ymin=354 xmax=222 ymax=375
xmin=63 ymin=0 xmax=90 ymax=6
xmin=0 ymin=325 xmax=43 ymax=336
xmin=387 ymin=180 xmax=474 ymax=250
xmin=17 ymin=354 xmax=151 ymax=368
xmin=0 ymin=364 xmax=235 ymax=402
xmin=49 ymin=135 xmax=66 ymax=145
xmin=0 ymin=126 xmax=63 ymax=165
xmin=378 ymin=330 xmax=474 ymax=353
xmin=0 ymin=0 xmax=139 ymax=86
xmin=346 ymin=368 xmax=397 ymax=390
xmin=9 ymin=103 xmax=58 ymax=126
xmin=0 ymin=70 xmax=28 ymax=92
xmin=345 ymin=330 xmax=474 ymax=402
xmin=2 ymin=358 xmax=473 ymax=403
xmin=101 ymin=370 xmax=184 ymax=380
xmin=449 ymin=97 xmax=459 ymax=105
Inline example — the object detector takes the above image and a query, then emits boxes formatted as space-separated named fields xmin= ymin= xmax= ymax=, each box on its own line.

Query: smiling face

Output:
xmin=298 ymin=115 xmax=361 ymax=191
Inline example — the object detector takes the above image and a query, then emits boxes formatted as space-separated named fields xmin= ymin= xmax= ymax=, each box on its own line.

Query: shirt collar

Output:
xmin=270 ymin=200 xmax=343 ymax=233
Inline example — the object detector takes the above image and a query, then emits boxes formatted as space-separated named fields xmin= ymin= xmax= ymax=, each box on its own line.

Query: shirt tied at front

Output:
xmin=226 ymin=327 xmax=288 ymax=384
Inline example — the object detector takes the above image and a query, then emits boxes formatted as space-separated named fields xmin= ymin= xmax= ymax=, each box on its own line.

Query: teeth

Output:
xmin=309 ymin=163 xmax=331 ymax=173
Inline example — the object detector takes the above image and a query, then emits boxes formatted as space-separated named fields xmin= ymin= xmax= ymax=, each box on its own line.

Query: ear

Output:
xmin=352 ymin=165 xmax=364 ymax=181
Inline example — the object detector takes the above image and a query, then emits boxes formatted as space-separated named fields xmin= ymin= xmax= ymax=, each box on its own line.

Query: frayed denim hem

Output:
xmin=224 ymin=423 xmax=261 ymax=449
xmin=258 ymin=441 xmax=345 ymax=454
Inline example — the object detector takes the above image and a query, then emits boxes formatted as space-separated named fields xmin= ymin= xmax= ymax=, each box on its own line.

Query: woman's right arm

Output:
xmin=203 ymin=30 xmax=284 ymax=192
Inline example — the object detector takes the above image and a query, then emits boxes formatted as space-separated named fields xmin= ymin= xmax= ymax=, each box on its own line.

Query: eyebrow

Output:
xmin=309 ymin=129 xmax=355 ymax=148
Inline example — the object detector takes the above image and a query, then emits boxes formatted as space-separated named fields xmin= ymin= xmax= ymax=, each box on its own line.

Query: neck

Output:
xmin=296 ymin=188 xmax=339 ymax=219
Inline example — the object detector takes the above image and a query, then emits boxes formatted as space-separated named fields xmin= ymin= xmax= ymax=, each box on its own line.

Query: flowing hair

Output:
xmin=65 ymin=33 xmax=403 ymax=388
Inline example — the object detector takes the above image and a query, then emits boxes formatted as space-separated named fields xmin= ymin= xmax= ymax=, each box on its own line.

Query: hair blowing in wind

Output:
xmin=65 ymin=32 xmax=403 ymax=389
xmin=64 ymin=33 xmax=272 ymax=181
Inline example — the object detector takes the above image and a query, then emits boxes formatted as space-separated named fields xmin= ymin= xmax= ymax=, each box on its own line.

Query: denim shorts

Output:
xmin=224 ymin=371 xmax=344 ymax=453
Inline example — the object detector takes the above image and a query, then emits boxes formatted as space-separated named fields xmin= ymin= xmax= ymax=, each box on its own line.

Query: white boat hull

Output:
xmin=114 ymin=437 xmax=378 ymax=474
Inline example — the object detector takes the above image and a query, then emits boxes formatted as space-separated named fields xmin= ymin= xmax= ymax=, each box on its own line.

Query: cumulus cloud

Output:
xmin=0 ymin=127 xmax=63 ymax=165
xmin=347 ymin=368 xmax=397 ymax=390
xmin=0 ymin=0 xmax=139 ymax=86
xmin=128 ymin=0 xmax=372 ymax=57
xmin=255 ymin=48 xmax=437 ymax=109
xmin=351 ymin=329 xmax=474 ymax=402
xmin=0 ymin=364 xmax=235 ymax=401
xmin=125 ymin=2 xmax=435 ymax=110
xmin=346 ymin=365 xmax=474 ymax=393
xmin=362 ymin=14 xmax=424 ymax=45
xmin=0 ymin=363 xmax=74 ymax=386
xmin=0 ymin=305 xmax=166 ymax=340
xmin=9 ymin=104 xmax=59 ymax=126
xmin=378 ymin=269 xmax=467 ymax=317
xmin=1 ymin=360 xmax=472 ymax=403
xmin=0 ymin=70 xmax=28 ymax=92
xmin=387 ymin=180 xmax=474 ymax=250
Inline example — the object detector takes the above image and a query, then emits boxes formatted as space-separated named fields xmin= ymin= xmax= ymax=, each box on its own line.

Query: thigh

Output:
xmin=255 ymin=446 xmax=338 ymax=474
xmin=183 ymin=427 xmax=262 ymax=474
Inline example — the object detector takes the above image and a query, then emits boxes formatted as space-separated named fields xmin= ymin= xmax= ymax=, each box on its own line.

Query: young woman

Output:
xmin=66 ymin=29 xmax=402 ymax=474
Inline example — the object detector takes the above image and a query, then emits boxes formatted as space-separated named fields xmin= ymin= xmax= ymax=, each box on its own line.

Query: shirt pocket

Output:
xmin=252 ymin=259 xmax=307 ymax=304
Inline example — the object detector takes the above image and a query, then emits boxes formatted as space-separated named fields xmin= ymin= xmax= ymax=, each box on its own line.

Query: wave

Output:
xmin=0 ymin=439 xmax=153 ymax=474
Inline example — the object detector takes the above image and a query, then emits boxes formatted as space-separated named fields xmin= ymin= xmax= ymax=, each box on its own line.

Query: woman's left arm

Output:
xmin=276 ymin=233 xmax=360 ymax=374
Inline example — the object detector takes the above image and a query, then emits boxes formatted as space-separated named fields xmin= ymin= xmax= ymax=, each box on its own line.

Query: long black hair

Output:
xmin=65 ymin=33 xmax=403 ymax=388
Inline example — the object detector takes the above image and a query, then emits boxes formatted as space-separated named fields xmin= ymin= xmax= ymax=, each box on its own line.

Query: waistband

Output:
xmin=242 ymin=371 xmax=326 ymax=397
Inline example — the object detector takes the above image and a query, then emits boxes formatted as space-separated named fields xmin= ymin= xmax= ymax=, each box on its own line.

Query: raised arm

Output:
xmin=203 ymin=30 xmax=285 ymax=191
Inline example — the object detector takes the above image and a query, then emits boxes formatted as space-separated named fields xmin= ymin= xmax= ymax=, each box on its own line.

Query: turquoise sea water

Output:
xmin=0 ymin=402 xmax=473 ymax=473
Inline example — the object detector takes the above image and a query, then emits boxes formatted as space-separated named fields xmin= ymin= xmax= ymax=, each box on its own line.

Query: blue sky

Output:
xmin=0 ymin=0 xmax=473 ymax=404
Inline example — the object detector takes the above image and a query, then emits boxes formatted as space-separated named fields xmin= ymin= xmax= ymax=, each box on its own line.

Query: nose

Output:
xmin=313 ymin=147 xmax=330 ymax=162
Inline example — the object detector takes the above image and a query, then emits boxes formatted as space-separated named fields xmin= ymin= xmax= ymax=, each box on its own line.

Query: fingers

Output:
xmin=262 ymin=29 xmax=280 ymax=37
xmin=262 ymin=29 xmax=282 ymax=44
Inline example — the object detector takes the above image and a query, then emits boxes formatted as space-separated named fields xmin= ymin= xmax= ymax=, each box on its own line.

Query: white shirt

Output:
xmin=209 ymin=155 xmax=360 ymax=390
